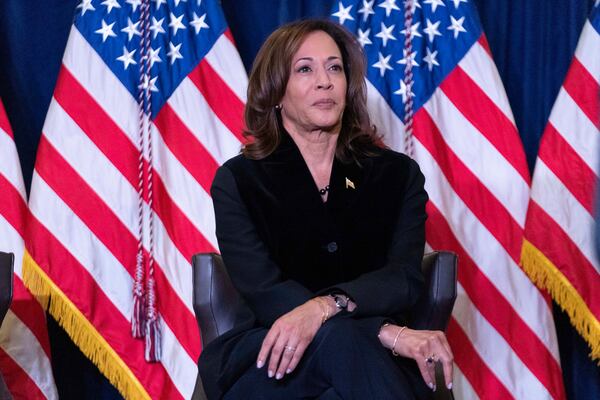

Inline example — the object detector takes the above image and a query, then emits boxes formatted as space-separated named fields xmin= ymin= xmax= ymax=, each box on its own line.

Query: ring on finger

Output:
xmin=425 ymin=354 xmax=436 ymax=364
xmin=284 ymin=345 xmax=296 ymax=352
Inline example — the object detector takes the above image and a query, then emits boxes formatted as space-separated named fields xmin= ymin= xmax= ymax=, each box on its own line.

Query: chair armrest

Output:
xmin=192 ymin=253 xmax=241 ymax=347
xmin=0 ymin=251 xmax=14 ymax=327
xmin=409 ymin=251 xmax=457 ymax=331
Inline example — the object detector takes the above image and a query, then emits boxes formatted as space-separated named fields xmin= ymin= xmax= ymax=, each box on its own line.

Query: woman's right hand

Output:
xmin=378 ymin=324 xmax=454 ymax=391
xmin=256 ymin=297 xmax=332 ymax=380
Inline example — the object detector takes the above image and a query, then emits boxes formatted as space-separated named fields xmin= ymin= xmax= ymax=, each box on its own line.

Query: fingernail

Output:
xmin=433 ymin=384 xmax=437 ymax=392
xmin=268 ymin=370 xmax=274 ymax=378
xmin=256 ymin=360 xmax=264 ymax=369
xmin=276 ymin=373 xmax=283 ymax=380
xmin=447 ymin=382 xmax=453 ymax=390
xmin=286 ymin=368 xmax=292 ymax=374
xmin=428 ymin=382 xmax=434 ymax=390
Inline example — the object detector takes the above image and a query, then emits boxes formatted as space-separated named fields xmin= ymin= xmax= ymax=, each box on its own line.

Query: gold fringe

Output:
xmin=22 ymin=250 xmax=151 ymax=400
xmin=521 ymin=240 xmax=600 ymax=363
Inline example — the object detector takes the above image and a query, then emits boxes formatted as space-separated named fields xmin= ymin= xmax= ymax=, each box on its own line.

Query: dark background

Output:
xmin=0 ymin=0 xmax=598 ymax=398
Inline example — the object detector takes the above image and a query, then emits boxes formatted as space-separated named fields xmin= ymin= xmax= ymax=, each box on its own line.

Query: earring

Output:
xmin=274 ymin=104 xmax=282 ymax=110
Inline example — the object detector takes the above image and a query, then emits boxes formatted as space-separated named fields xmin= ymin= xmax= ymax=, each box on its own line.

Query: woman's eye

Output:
xmin=297 ymin=66 xmax=311 ymax=73
xmin=329 ymin=64 xmax=343 ymax=72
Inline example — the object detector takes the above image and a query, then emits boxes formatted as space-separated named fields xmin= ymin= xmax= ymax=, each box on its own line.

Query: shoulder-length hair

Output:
xmin=242 ymin=19 xmax=380 ymax=162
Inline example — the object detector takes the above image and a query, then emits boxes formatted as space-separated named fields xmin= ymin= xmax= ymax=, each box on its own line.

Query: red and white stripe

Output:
xmin=523 ymin=15 xmax=600 ymax=358
xmin=27 ymin=22 xmax=247 ymax=399
xmin=0 ymin=100 xmax=58 ymax=399
xmin=367 ymin=37 xmax=566 ymax=399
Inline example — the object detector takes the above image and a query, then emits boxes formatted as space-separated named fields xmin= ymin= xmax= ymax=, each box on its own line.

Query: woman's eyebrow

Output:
xmin=294 ymin=56 xmax=342 ymax=64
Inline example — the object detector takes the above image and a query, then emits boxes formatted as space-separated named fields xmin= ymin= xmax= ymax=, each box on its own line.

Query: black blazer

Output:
xmin=198 ymin=133 xmax=428 ymax=399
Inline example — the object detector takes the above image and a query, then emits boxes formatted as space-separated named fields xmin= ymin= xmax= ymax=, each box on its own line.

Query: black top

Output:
xmin=198 ymin=133 xmax=428 ymax=399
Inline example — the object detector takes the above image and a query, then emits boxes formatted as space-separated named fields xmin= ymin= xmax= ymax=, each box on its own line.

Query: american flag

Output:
xmin=0 ymin=99 xmax=58 ymax=399
xmin=522 ymin=3 xmax=600 ymax=363
xmin=332 ymin=0 xmax=566 ymax=398
xmin=23 ymin=0 xmax=246 ymax=398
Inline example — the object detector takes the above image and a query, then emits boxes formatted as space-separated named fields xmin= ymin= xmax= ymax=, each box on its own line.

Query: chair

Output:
xmin=192 ymin=251 xmax=457 ymax=400
xmin=0 ymin=252 xmax=14 ymax=328
xmin=0 ymin=251 xmax=15 ymax=400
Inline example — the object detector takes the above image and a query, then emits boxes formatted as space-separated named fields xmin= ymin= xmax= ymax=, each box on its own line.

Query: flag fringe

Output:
xmin=521 ymin=239 xmax=600 ymax=363
xmin=21 ymin=250 xmax=151 ymax=400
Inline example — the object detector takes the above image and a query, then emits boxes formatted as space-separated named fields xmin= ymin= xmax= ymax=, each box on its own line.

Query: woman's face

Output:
xmin=280 ymin=30 xmax=347 ymax=135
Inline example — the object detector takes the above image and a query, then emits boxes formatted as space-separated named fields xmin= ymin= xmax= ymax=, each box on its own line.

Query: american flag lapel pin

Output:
xmin=345 ymin=177 xmax=355 ymax=189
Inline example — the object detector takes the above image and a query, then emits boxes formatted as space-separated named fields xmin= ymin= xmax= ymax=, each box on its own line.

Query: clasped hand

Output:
xmin=256 ymin=298 xmax=328 ymax=379
xmin=379 ymin=324 xmax=454 ymax=391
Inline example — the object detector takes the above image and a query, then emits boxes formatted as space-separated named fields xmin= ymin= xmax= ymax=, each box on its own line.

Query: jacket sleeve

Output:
xmin=329 ymin=158 xmax=427 ymax=319
xmin=211 ymin=165 xmax=315 ymax=327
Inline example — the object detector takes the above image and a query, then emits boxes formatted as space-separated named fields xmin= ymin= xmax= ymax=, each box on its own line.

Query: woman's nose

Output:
xmin=316 ymin=69 xmax=333 ymax=89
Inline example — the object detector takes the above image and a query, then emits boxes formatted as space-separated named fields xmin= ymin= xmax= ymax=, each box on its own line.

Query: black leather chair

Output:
xmin=192 ymin=251 xmax=457 ymax=400
xmin=0 ymin=251 xmax=15 ymax=400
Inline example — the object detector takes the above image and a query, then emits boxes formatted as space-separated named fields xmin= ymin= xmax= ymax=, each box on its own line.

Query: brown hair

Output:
xmin=242 ymin=19 xmax=380 ymax=162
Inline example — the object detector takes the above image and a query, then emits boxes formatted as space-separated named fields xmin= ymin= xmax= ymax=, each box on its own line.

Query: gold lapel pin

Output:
xmin=345 ymin=177 xmax=355 ymax=189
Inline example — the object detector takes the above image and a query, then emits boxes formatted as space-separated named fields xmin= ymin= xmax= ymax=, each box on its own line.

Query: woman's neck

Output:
xmin=285 ymin=124 xmax=338 ymax=194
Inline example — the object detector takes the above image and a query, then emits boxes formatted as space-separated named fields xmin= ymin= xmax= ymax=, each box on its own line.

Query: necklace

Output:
xmin=318 ymin=185 xmax=330 ymax=196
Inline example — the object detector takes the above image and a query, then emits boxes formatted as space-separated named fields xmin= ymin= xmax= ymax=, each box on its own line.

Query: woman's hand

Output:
xmin=256 ymin=297 xmax=333 ymax=379
xmin=378 ymin=325 xmax=454 ymax=391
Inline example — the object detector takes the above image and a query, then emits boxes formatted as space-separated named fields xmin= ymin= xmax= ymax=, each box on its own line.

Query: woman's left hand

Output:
xmin=379 ymin=325 xmax=454 ymax=391
xmin=256 ymin=298 xmax=328 ymax=380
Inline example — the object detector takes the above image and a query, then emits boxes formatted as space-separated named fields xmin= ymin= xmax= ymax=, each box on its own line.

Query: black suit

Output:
xmin=198 ymin=133 xmax=430 ymax=399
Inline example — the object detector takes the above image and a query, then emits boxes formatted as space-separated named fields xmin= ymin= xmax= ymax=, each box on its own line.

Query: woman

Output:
xmin=198 ymin=19 xmax=453 ymax=399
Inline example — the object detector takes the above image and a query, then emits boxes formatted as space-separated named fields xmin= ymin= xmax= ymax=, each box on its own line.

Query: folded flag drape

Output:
xmin=521 ymin=3 xmax=600 ymax=362
xmin=22 ymin=0 xmax=247 ymax=398
xmin=0 ymin=99 xmax=58 ymax=400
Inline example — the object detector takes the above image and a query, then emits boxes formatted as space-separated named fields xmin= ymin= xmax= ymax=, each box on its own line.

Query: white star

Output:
xmin=174 ymin=0 xmax=187 ymax=5
xmin=425 ymin=0 xmax=446 ymax=12
xmin=375 ymin=22 xmax=396 ymax=47
xmin=448 ymin=15 xmax=467 ymax=38
xmin=101 ymin=0 xmax=121 ymax=13
xmin=95 ymin=20 xmax=117 ymax=42
xmin=394 ymin=79 xmax=414 ymax=103
xmin=372 ymin=52 xmax=393 ymax=77
xmin=357 ymin=28 xmax=372 ymax=47
xmin=595 ymin=0 xmax=599 ymax=7
xmin=422 ymin=47 xmax=440 ymax=70
xmin=378 ymin=0 xmax=400 ymax=17
xmin=397 ymin=48 xmax=419 ymax=67
xmin=358 ymin=0 xmax=375 ymax=22
xmin=77 ymin=0 xmax=95 ymax=15
xmin=190 ymin=12 xmax=209 ymax=34
xmin=167 ymin=42 xmax=184 ymax=64
xmin=423 ymin=19 xmax=441 ymax=42
xmin=169 ymin=13 xmax=187 ymax=36
xmin=126 ymin=0 xmax=141 ymax=11
xmin=424 ymin=0 xmax=445 ymax=12
xmin=400 ymin=22 xmax=422 ymax=38
xmin=153 ymin=0 xmax=167 ymax=10
xmin=150 ymin=17 xmax=166 ymax=39
xmin=147 ymin=47 xmax=162 ymax=67
xmin=139 ymin=75 xmax=159 ymax=93
xmin=116 ymin=46 xmax=137 ymax=70
xmin=452 ymin=0 xmax=468 ymax=8
xmin=121 ymin=18 xmax=141 ymax=42
xmin=332 ymin=2 xmax=354 ymax=25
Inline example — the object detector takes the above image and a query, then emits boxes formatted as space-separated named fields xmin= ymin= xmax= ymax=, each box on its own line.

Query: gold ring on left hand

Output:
xmin=284 ymin=345 xmax=296 ymax=352
xmin=425 ymin=355 xmax=435 ymax=364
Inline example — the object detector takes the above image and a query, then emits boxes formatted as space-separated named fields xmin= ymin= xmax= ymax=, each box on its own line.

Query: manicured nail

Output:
xmin=256 ymin=360 xmax=264 ymax=368
xmin=286 ymin=368 xmax=292 ymax=374
xmin=428 ymin=382 xmax=434 ymax=390
xmin=276 ymin=373 xmax=283 ymax=380
xmin=433 ymin=384 xmax=437 ymax=392
xmin=268 ymin=370 xmax=274 ymax=378
xmin=447 ymin=382 xmax=453 ymax=390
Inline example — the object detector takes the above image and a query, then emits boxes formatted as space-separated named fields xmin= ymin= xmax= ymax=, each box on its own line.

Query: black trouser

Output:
xmin=224 ymin=317 xmax=431 ymax=400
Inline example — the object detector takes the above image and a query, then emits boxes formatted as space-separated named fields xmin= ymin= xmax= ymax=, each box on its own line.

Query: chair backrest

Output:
xmin=192 ymin=251 xmax=457 ymax=347
xmin=0 ymin=251 xmax=14 ymax=328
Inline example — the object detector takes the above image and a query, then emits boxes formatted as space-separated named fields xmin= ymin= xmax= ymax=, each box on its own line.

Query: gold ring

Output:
xmin=425 ymin=355 xmax=435 ymax=364
xmin=284 ymin=345 xmax=296 ymax=352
